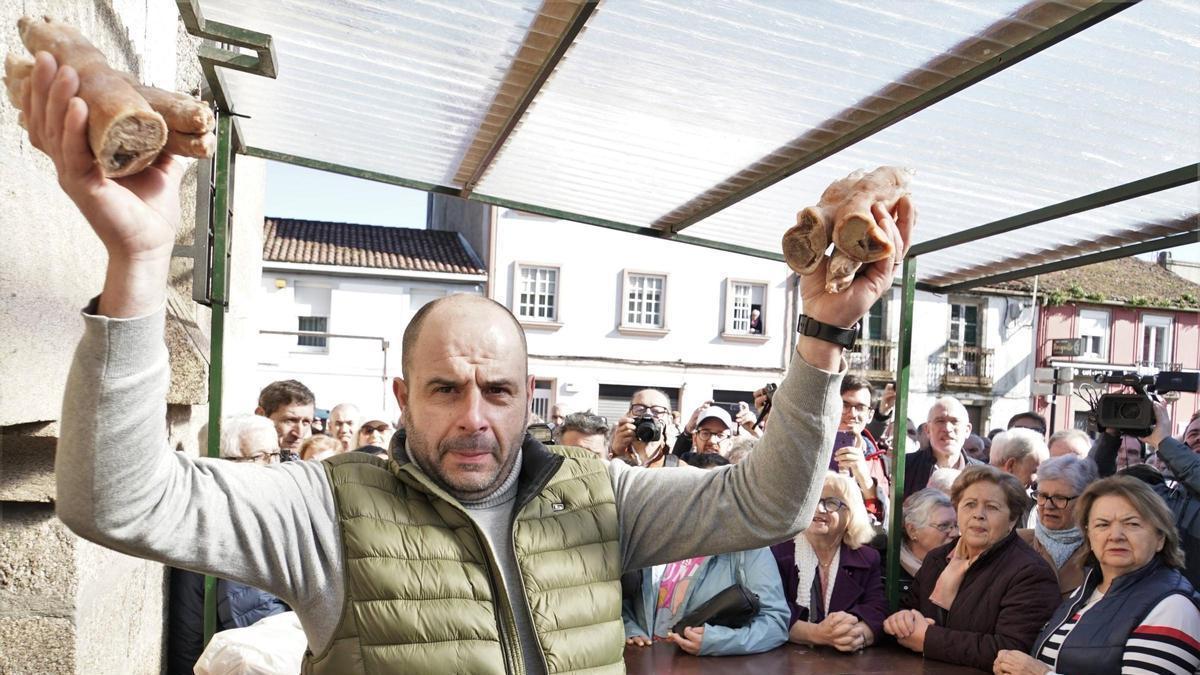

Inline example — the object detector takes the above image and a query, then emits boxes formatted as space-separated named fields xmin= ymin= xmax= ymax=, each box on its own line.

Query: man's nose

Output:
xmin=457 ymin=388 xmax=489 ymax=432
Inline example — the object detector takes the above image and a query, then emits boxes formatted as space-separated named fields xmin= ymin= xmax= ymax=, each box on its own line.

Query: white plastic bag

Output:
xmin=193 ymin=611 xmax=307 ymax=675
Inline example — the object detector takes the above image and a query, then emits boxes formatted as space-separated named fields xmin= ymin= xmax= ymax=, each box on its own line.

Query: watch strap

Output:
xmin=796 ymin=314 xmax=859 ymax=349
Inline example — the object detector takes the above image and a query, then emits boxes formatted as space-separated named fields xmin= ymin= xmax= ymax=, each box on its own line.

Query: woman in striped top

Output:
xmin=993 ymin=476 xmax=1200 ymax=675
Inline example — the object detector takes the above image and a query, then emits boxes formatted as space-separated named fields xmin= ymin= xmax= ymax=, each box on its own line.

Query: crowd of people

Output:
xmin=167 ymin=361 xmax=1200 ymax=673
xmin=599 ymin=378 xmax=1200 ymax=674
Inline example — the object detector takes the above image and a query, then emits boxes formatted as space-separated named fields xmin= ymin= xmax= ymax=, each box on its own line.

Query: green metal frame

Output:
xmin=661 ymin=1 xmax=1136 ymax=235
xmin=936 ymin=230 xmax=1199 ymax=293
xmin=885 ymin=258 xmax=918 ymax=611
xmin=909 ymin=164 xmax=1198 ymax=258
xmin=201 ymin=112 xmax=235 ymax=645
xmin=176 ymin=0 xmax=278 ymax=114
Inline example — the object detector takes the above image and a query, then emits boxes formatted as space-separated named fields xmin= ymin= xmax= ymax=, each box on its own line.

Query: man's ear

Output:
xmin=526 ymin=375 xmax=535 ymax=410
xmin=254 ymin=406 xmax=266 ymax=417
xmin=393 ymin=377 xmax=409 ymax=409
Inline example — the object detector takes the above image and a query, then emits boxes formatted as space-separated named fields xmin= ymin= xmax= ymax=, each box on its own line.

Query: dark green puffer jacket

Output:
xmin=303 ymin=440 xmax=623 ymax=674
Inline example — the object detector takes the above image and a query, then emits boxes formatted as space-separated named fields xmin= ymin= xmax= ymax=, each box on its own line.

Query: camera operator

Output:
xmin=609 ymin=389 xmax=677 ymax=467
xmin=1091 ymin=402 xmax=1200 ymax=588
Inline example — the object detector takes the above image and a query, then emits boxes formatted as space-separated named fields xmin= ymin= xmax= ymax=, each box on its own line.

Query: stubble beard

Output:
xmin=404 ymin=412 xmax=523 ymax=501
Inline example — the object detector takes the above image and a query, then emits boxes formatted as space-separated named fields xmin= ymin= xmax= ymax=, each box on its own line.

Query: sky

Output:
xmin=264 ymin=161 xmax=1200 ymax=262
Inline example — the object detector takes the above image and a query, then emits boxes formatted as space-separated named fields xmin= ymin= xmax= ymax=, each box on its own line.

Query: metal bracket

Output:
xmin=176 ymin=0 xmax=278 ymax=114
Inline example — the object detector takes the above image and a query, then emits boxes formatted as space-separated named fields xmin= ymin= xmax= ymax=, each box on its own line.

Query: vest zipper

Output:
xmin=472 ymin=522 xmax=524 ymax=675
xmin=1036 ymin=570 xmax=1092 ymax=664
xmin=511 ymin=523 xmax=551 ymax=675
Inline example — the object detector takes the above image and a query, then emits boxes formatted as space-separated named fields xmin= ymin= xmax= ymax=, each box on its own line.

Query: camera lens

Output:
xmin=1118 ymin=401 xmax=1142 ymax=420
xmin=633 ymin=415 xmax=662 ymax=443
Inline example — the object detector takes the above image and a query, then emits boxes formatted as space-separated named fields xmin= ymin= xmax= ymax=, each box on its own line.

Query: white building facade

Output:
xmin=254 ymin=218 xmax=486 ymax=420
xmin=490 ymin=210 xmax=798 ymax=422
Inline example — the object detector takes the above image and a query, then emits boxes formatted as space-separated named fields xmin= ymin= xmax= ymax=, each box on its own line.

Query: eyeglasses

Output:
xmin=629 ymin=404 xmax=669 ymax=417
xmin=926 ymin=520 xmax=958 ymax=534
xmin=930 ymin=416 xmax=965 ymax=427
xmin=1032 ymin=491 xmax=1079 ymax=509
xmin=695 ymin=429 xmax=731 ymax=442
xmin=816 ymin=497 xmax=847 ymax=513
xmin=361 ymin=424 xmax=390 ymax=434
xmin=230 ymin=451 xmax=281 ymax=465
xmin=841 ymin=403 xmax=871 ymax=415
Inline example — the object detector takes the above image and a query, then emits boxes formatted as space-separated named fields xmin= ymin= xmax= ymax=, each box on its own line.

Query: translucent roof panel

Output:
xmin=198 ymin=0 xmax=543 ymax=186
xmin=474 ymin=0 xmax=1034 ymax=226
xmin=920 ymin=183 xmax=1198 ymax=287
xmin=681 ymin=0 xmax=1200 ymax=284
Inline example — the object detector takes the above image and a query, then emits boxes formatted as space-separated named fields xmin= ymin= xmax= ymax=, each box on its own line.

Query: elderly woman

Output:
xmin=994 ymin=477 xmax=1200 ymax=675
xmin=771 ymin=472 xmax=887 ymax=652
xmin=1017 ymin=455 xmax=1098 ymax=598
xmin=884 ymin=465 xmax=1059 ymax=671
xmin=900 ymin=488 xmax=958 ymax=581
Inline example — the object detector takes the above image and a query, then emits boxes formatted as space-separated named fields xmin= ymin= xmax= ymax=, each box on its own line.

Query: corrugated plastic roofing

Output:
xmin=197 ymin=0 xmax=1200 ymax=288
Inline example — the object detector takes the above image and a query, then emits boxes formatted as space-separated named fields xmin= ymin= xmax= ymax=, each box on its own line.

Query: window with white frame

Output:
xmin=724 ymin=280 xmax=767 ymax=335
xmin=1140 ymin=314 xmax=1173 ymax=367
xmin=515 ymin=264 xmax=559 ymax=322
xmin=294 ymin=285 xmax=331 ymax=352
xmin=1077 ymin=308 xmax=1110 ymax=361
xmin=622 ymin=272 xmax=667 ymax=329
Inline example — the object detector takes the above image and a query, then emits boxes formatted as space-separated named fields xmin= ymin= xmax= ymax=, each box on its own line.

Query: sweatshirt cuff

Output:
xmin=81 ymin=296 xmax=168 ymax=379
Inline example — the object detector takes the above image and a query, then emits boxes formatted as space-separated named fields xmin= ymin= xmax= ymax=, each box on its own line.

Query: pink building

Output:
xmin=993 ymin=257 xmax=1199 ymax=436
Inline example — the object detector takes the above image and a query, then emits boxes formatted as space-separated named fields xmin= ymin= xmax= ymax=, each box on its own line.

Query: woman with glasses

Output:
xmin=354 ymin=419 xmax=392 ymax=451
xmin=994 ymin=477 xmax=1200 ymax=675
xmin=1017 ymin=455 xmax=1098 ymax=599
xmin=771 ymin=472 xmax=886 ymax=653
xmin=884 ymin=465 xmax=1059 ymax=671
xmin=899 ymin=489 xmax=958 ymax=594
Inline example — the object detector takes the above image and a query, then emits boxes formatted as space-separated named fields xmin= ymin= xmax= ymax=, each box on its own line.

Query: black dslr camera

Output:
xmin=633 ymin=414 xmax=663 ymax=443
xmin=1094 ymin=370 xmax=1199 ymax=436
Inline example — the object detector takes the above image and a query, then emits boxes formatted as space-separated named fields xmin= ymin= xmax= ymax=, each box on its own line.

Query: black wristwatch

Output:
xmin=796 ymin=314 xmax=859 ymax=349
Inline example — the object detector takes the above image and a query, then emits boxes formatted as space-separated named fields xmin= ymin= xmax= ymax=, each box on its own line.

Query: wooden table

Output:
xmin=624 ymin=641 xmax=988 ymax=674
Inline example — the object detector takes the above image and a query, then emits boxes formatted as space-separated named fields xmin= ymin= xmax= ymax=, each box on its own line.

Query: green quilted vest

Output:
xmin=302 ymin=440 xmax=625 ymax=675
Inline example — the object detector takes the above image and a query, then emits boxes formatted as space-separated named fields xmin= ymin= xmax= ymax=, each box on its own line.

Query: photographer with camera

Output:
xmin=610 ymin=389 xmax=677 ymax=467
xmin=1090 ymin=401 xmax=1200 ymax=588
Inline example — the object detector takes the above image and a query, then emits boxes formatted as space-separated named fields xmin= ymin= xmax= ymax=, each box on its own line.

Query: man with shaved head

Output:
xmin=28 ymin=55 xmax=916 ymax=673
xmin=903 ymin=396 xmax=984 ymax=499
xmin=326 ymin=403 xmax=360 ymax=453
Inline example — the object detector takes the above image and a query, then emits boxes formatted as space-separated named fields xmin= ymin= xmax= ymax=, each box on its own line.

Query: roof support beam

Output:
xmin=243 ymin=146 xmax=788 ymax=262
xmin=930 ymin=231 xmax=1199 ymax=293
xmin=453 ymin=0 xmax=598 ymax=197
xmin=656 ymin=0 xmax=1135 ymax=235
xmin=909 ymin=164 xmax=1198 ymax=257
xmin=177 ymin=0 xmax=278 ymax=114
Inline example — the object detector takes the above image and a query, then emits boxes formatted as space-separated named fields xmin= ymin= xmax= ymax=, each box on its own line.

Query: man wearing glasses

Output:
xmin=903 ymin=396 xmax=983 ymax=500
xmin=609 ymin=390 xmax=676 ymax=467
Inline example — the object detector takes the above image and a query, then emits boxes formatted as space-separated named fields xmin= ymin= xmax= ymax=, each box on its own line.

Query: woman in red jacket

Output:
xmin=884 ymin=465 xmax=1060 ymax=671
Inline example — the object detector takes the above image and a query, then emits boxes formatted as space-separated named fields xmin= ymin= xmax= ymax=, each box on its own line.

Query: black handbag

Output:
xmin=670 ymin=551 xmax=761 ymax=634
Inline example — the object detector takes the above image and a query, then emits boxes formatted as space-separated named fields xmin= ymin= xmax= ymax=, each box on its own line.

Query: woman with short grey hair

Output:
xmin=900 ymin=488 xmax=957 ymax=578
xmin=1018 ymin=454 xmax=1098 ymax=598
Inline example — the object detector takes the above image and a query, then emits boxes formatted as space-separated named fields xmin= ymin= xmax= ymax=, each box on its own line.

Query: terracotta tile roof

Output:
xmin=983 ymin=257 xmax=1200 ymax=309
xmin=262 ymin=217 xmax=486 ymax=276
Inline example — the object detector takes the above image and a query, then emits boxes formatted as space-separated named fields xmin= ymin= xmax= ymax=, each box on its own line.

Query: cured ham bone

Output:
xmin=782 ymin=166 xmax=914 ymax=292
xmin=832 ymin=166 xmax=914 ymax=263
xmin=17 ymin=15 xmax=166 ymax=177
xmin=6 ymin=51 xmax=213 ymax=158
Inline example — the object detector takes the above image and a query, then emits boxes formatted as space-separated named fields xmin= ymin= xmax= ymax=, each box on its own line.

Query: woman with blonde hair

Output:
xmin=771 ymin=471 xmax=886 ymax=652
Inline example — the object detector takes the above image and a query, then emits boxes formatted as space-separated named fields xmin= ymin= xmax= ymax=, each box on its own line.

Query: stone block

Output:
xmin=0 ymin=422 xmax=59 ymax=503
xmin=0 ymin=616 xmax=75 ymax=675
xmin=75 ymin=541 xmax=166 ymax=675
xmin=0 ymin=502 xmax=76 ymax=615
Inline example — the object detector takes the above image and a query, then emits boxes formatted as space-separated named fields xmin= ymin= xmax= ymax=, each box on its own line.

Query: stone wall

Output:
xmin=0 ymin=2 xmax=213 ymax=673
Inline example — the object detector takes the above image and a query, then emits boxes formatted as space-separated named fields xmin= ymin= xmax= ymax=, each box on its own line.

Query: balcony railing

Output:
xmin=932 ymin=346 xmax=995 ymax=390
xmin=848 ymin=339 xmax=898 ymax=381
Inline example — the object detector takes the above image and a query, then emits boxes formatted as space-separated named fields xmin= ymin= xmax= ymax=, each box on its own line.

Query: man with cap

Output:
xmin=692 ymin=406 xmax=735 ymax=456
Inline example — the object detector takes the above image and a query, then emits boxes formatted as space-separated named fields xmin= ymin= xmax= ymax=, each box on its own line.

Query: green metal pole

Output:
xmin=202 ymin=111 xmax=233 ymax=646
xmin=886 ymin=257 xmax=917 ymax=611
